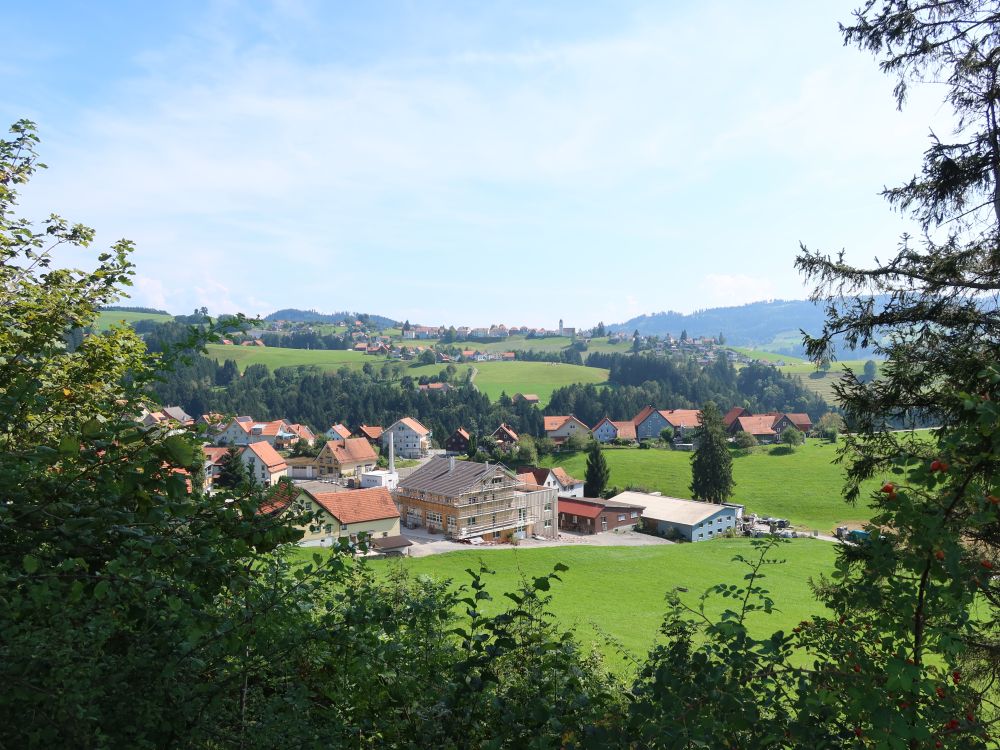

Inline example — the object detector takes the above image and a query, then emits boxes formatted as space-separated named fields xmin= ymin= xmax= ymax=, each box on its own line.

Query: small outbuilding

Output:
xmin=610 ymin=491 xmax=739 ymax=542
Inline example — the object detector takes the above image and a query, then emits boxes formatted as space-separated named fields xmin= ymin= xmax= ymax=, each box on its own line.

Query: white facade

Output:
xmin=591 ymin=419 xmax=619 ymax=443
xmin=381 ymin=420 xmax=431 ymax=459
xmin=240 ymin=448 xmax=287 ymax=487
xmin=361 ymin=470 xmax=399 ymax=490
xmin=544 ymin=472 xmax=584 ymax=498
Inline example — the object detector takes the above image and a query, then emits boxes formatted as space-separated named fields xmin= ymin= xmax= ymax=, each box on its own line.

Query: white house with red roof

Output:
xmin=543 ymin=415 xmax=590 ymax=445
xmin=241 ymin=442 xmax=288 ymax=487
xmin=591 ymin=417 xmax=638 ymax=443
xmin=382 ymin=417 xmax=431 ymax=459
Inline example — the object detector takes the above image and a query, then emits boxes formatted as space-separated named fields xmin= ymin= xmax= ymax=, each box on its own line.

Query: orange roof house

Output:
xmin=316 ymin=437 xmax=379 ymax=478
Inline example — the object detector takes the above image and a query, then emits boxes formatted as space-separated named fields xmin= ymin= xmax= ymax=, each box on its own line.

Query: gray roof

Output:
xmin=611 ymin=491 xmax=734 ymax=526
xmin=162 ymin=405 xmax=193 ymax=423
xmin=397 ymin=456 xmax=514 ymax=496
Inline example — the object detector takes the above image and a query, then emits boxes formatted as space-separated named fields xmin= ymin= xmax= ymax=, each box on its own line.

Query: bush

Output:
xmin=732 ymin=431 xmax=758 ymax=450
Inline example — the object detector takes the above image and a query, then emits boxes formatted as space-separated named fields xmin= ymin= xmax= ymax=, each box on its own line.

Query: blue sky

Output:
xmin=4 ymin=1 xmax=949 ymax=327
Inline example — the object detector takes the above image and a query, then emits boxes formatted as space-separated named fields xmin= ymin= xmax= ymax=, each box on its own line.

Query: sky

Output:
xmin=3 ymin=1 xmax=953 ymax=328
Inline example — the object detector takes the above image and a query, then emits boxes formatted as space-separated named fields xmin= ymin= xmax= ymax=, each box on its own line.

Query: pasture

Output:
xmin=542 ymin=439 xmax=883 ymax=533
xmin=95 ymin=310 xmax=173 ymax=330
xmin=365 ymin=540 xmax=837 ymax=673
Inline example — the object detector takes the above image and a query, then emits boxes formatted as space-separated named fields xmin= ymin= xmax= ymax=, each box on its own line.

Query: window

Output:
xmin=324 ymin=524 xmax=332 ymax=533
xmin=630 ymin=511 xmax=638 ymax=519
xmin=544 ymin=501 xmax=552 ymax=511
xmin=544 ymin=519 xmax=552 ymax=528
xmin=618 ymin=514 xmax=626 ymax=522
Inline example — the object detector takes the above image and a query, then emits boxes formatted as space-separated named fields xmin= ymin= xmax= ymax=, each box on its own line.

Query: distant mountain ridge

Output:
xmin=608 ymin=298 xmax=883 ymax=357
xmin=264 ymin=308 xmax=399 ymax=328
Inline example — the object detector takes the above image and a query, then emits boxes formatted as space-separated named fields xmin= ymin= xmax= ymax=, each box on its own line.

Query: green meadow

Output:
xmin=95 ymin=310 xmax=173 ymax=330
xmin=203 ymin=343 xmax=369 ymax=372
xmin=778 ymin=359 xmax=882 ymax=404
xmin=542 ymin=439 xmax=883 ymax=533
xmin=362 ymin=540 xmax=838 ymax=673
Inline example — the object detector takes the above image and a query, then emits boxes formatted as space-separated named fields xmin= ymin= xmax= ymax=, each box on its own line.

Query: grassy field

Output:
xmin=778 ymin=359 xmax=881 ymax=404
xmin=95 ymin=310 xmax=173 ymax=330
xmin=472 ymin=361 xmax=608 ymax=404
xmin=362 ymin=541 xmax=836 ymax=672
xmin=204 ymin=343 xmax=369 ymax=372
xmin=542 ymin=439 xmax=883 ymax=533
xmin=730 ymin=347 xmax=804 ymax=363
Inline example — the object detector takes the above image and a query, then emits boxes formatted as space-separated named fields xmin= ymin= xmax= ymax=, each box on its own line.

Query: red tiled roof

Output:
xmin=783 ymin=413 xmax=813 ymax=431
xmin=558 ymin=498 xmax=603 ymax=519
xmin=358 ymin=424 xmax=384 ymax=441
xmin=632 ymin=405 xmax=657 ymax=426
xmin=328 ymin=438 xmax=378 ymax=465
xmin=287 ymin=423 xmax=315 ymax=442
xmin=659 ymin=409 xmax=702 ymax=429
xmin=723 ymin=407 xmax=746 ymax=427
xmin=517 ymin=468 xmax=549 ymax=487
xmin=735 ymin=415 xmax=777 ymax=436
xmin=451 ymin=428 xmax=470 ymax=441
xmin=307 ymin=487 xmax=399 ymax=525
xmin=550 ymin=467 xmax=580 ymax=487
xmin=544 ymin=415 xmax=570 ymax=432
xmin=492 ymin=423 xmax=519 ymax=442
xmin=245 ymin=441 xmax=288 ymax=471
xmin=328 ymin=424 xmax=351 ymax=440
xmin=258 ymin=480 xmax=299 ymax=516
xmin=396 ymin=417 xmax=430 ymax=436
xmin=255 ymin=420 xmax=291 ymax=436
xmin=202 ymin=446 xmax=229 ymax=465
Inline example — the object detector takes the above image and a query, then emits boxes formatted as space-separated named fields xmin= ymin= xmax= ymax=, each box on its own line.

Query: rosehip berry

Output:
xmin=981 ymin=560 xmax=994 ymax=570
xmin=853 ymin=664 xmax=861 ymax=672
xmin=930 ymin=460 xmax=942 ymax=472
xmin=935 ymin=550 xmax=945 ymax=560
xmin=953 ymin=671 xmax=961 ymax=683
xmin=936 ymin=686 xmax=946 ymax=698
xmin=881 ymin=482 xmax=895 ymax=493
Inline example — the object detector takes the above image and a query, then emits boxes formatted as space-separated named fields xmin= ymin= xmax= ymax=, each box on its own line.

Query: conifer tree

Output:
xmin=584 ymin=441 xmax=610 ymax=498
xmin=689 ymin=401 xmax=733 ymax=504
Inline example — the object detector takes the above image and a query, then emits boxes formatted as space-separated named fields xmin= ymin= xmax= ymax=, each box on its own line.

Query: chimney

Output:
xmin=388 ymin=431 xmax=395 ymax=473
xmin=449 ymin=456 xmax=455 ymax=472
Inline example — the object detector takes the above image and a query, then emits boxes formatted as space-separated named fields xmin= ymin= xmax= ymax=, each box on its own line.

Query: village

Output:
xmin=138 ymin=401 xmax=817 ymax=557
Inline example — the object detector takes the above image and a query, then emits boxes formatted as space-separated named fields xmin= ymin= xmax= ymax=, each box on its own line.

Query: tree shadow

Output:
xmin=768 ymin=445 xmax=794 ymax=456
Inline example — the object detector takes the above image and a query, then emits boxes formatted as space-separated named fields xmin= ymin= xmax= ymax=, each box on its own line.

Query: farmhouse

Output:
xmin=241 ymin=441 xmax=288 ymax=487
xmin=632 ymin=406 xmax=702 ymax=440
xmin=315 ymin=437 xmax=379 ymax=478
xmin=394 ymin=456 xmax=557 ymax=541
xmin=558 ymin=496 xmax=644 ymax=534
xmin=516 ymin=466 xmax=584 ymax=498
xmin=444 ymin=427 xmax=471 ymax=454
xmin=513 ymin=393 xmax=540 ymax=405
xmin=591 ymin=416 xmax=637 ymax=443
xmin=491 ymin=423 xmax=519 ymax=447
xmin=382 ymin=417 xmax=431 ymax=459
xmin=611 ymin=490 xmax=739 ymax=542
xmin=294 ymin=486 xmax=401 ymax=545
xmin=325 ymin=423 xmax=352 ymax=442
xmin=356 ymin=424 xmax=384 ymax=443
xmin=729 ymin=414 xmax=778 ymax=442
xmin=543 ymin=415 xmax=590 ymax=445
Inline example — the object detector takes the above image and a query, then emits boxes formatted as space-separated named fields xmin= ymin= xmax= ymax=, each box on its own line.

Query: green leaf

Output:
xmin=22 ymin=554 xmax=39 ymax=574
xmin=58 ymin=436 xmax=79 ymax=455
xmin=164 ymin=435 xmax=194 ymax=466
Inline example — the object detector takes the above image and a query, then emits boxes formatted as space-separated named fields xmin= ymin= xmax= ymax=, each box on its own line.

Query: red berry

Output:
xmin=853 ymin=664 xmax=861 ymax=672
xmin=953 ymin=671 xmax=961 ymax=683
xmin=936 ymin=686 xmax=946 ymax=698
xmin=981 ymin=560 xmax=994 ymax=570
xmin=881 ymin=482 xmax=895 ymax=493
xmin=935 ymin=550 xmax=945 ymax=561
xmin=854 ymin=727 xmax=862 ymax=737
xmin=967 ymin=712 xmax=975 ymax=722
xmin=930 ymin=460 xmax=941 ymax=472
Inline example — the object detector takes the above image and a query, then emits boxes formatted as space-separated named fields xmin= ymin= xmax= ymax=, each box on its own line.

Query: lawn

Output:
xmin=542 ymin=439 xmax=883 ymax=533
xmin=729 ymin=347 xmax=804 ymax=363
xmin=778 ymin=359 xmax=882 ymax=404
xmin=472 ymin=361 xmax=608 ymax=404
xmin=364 ymin=540 xmax=837 ymax=673
xmin=203 ymin=343 xmax=369 ymax=372
xmin=95 ymin=310 xmax=173 ymax=330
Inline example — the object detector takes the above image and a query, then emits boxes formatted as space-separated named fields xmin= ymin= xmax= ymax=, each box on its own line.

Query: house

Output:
xmin=722 ymin=407 xmax=746 ymax=429
xmin=517 ymin=466 xmax=584 ymax=498
xmin=241 ymin=442 xmax=288 ymax=487
xmin=201 ymin=445 xmax=230 ymax=490
xmin=294 ymin=486 xmax=401 ymax=544
xmin=285 ymin=456 xmax=319 ymax=479
xmin=197 ymin=413 xmax=228 ymax=434
xmin=418 ymin=382 xmax=452 ymax=393
xmin=325 ymin=423 xmax=352 ymax=442
xmin=286 ymin=423 xmax=316 ymax=445
xmin=611 ymin=490 xmax=739 ymax=542
xmin=315 ymin=437 xmax=379 ymax=477
xmin=356 ymin=424 xmax=384 ymax=443
xmin=394 ymin=456 xmax=556 ymax=541
xmin=444 ymin=427 xmax=471 ymax=455
xmin=543 ymin=415 xmax=590 ymax=445
xmin=546 ymin=467 xmax=584 ymax=497
xmin=161 ymin=406 xmax=194 ymax=425
xmin=491 ymin=423 xmax=519 ymax=447
xmin=632 ymin=406 xmax=702 ymax=441
xmin=513 ymin=393 xmax=540 ymax=405
xmin=591 ymin=417 xmax=637 ymax=443
xmin=382 ymin=417 xmax=431 ymax=459
xmin=730 ymin=414 xmax=779 ymax=442
xmin=558 ymin=497 xmax=644 ymax=534
xmin=215 ymin=416 xmax=256 ymax=446
xmin=776 ymin=412 xmax=813 ymax=435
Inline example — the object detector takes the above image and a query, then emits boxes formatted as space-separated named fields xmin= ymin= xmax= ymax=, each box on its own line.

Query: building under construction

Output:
xmin=393 ymin=456 xmax=557 ymax=541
